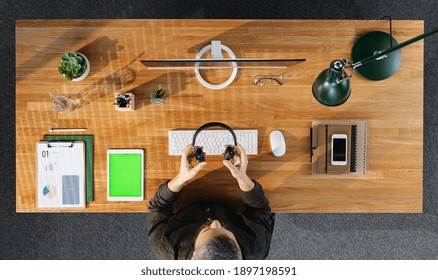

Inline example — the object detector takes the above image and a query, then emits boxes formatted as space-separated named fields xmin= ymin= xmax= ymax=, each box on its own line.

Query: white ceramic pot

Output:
xmin=72 ymin=52 xmax=90 ymax=82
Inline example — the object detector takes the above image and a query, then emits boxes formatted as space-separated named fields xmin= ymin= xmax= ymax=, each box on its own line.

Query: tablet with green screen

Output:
xmin=107 ymin=149 xmax=144 ymax=201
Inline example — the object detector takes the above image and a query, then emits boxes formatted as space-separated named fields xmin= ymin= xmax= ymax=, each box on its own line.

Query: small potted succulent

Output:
xmin=114 ymin=93 xmax=135 ymax=111
xmin=58 ymin=52 xmax=90 ymax=81
xmin=150 ymin=88 xmax=167 ymax=105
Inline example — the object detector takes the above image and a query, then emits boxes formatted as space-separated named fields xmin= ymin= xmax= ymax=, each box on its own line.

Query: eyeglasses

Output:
xmin=253 ymin=75 xmax=284 ymax=86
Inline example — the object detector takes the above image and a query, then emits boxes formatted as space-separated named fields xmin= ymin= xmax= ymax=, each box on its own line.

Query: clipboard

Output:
xmin=44 ymin=135 xmax=94 ymax=202
xmin=36 ymin=141 xmax=86 ymax=209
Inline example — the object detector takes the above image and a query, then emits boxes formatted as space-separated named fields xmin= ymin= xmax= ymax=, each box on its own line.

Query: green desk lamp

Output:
xmin=312 ymin=27 xmax=438 ymax=106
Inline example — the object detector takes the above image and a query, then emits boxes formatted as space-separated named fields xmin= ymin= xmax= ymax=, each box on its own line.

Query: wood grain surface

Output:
xmin=16 ymin=20 xmax=424 ymax=212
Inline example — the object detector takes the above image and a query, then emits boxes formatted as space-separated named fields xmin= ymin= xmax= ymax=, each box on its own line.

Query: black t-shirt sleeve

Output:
xmin=147 ymin=181 xmax=180 ymax=259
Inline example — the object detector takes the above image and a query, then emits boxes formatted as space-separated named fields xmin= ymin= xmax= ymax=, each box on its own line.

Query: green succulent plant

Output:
xmin=150 ymin=88 xmax=167 ymax=105
xmin=58 ymin=52 xmax=87 ymax=81
xmin=150 ymin=88 xmax=167 ymax=99
xmin=114 ymin=94 xmax=131 ymax=108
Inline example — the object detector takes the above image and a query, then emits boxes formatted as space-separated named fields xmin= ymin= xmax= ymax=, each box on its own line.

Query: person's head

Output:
xmin=192 ymin=220 xmax=242 ymax=260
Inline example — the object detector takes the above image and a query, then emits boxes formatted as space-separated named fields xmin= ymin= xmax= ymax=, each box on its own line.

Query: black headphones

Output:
xmin=192 ymin=122 xmax=237 ymax=162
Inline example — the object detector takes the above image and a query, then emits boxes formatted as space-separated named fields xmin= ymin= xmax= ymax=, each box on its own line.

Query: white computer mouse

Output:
xmin=270 ymin=130 xmax=286 ymax=157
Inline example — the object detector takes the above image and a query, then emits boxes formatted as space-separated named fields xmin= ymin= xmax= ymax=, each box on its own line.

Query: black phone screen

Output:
xmin=333 ymin=138 xmax=346 ymax=161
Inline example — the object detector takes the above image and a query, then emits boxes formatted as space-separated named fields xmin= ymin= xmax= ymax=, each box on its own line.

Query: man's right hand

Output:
xmin=168 ymin=144 xmax=207 ymax=192
xmin=223 ymin=144 xmax=255 ymax=192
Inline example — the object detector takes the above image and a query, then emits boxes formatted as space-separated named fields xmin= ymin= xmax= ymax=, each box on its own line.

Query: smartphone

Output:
xmin=331 ymin=134 xmax=347 ymax=166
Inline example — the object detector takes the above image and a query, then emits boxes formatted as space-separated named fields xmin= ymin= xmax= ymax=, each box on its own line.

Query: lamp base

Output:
xmin=351 ymin=31 xmax=401 ymax=81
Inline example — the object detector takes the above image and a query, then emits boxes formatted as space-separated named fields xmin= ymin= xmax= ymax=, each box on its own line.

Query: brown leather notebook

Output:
xmin=317 ymin=125 xmax=327 ymax=173
xmin=311 ymin=121 xmax=367 ymax=176
xmin=315 ymin=125 xmax=351 ymax=174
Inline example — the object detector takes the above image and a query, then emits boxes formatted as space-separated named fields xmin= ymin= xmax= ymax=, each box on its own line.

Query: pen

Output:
xmin=49 ymin=128 xmax=87 ymax=132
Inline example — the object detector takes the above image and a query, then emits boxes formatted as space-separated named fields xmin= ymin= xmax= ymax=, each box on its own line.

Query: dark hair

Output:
xmin=195 ymin=234 xmax=242 ymax=260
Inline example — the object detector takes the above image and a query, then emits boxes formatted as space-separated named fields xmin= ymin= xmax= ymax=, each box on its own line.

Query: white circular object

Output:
xmin=194 ymin=43 xmax=238 ymax=90
xmin=72 ymin=52 xmax=90 ymax=82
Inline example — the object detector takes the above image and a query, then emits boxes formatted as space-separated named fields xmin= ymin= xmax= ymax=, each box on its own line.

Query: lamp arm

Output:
xmin=351 ymin=27 xmax=438 ymax=69
xmin=336 ymin=59 xmax=354 ymax=84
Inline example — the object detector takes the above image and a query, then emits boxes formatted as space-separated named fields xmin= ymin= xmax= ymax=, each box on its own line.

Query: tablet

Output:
xmin=107 ymin=149 xmax=144 ymax=201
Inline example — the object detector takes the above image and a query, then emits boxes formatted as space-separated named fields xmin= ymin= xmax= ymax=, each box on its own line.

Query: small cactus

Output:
xmin=58 ymin=52 xmax=87 ymax=81
xmin=150 ymin=88 xmax=167 ymax=104
xmin=151 ymin=88 xmax=166 ymax=99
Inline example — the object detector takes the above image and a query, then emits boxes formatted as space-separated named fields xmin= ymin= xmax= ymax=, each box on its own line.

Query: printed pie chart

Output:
xmin=43 ymin=185 xmax=57 ymax=199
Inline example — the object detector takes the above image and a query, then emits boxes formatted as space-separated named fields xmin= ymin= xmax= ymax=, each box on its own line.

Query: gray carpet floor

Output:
xmin=1 ymin=0 xmax=438 ymax=259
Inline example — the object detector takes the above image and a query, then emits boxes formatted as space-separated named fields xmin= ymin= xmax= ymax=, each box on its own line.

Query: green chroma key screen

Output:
xmin=109 ymin=154 xmax=142 ymax=196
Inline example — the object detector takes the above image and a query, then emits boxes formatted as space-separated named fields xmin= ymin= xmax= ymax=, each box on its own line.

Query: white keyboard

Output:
xmin=168 ymin=129 xmax=258 ymax=156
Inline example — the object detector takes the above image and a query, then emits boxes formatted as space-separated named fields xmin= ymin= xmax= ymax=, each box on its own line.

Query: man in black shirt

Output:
xmin=148 ymin=144 xmax=275 ymax=260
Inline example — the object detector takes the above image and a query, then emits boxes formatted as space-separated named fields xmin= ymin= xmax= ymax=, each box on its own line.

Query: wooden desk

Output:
xmin=16 ymin=20 xmax=423 ymax=212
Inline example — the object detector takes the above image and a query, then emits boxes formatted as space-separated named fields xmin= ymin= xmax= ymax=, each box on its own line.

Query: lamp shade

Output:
xmin=312 ymin=60 xmax=351 ymax=106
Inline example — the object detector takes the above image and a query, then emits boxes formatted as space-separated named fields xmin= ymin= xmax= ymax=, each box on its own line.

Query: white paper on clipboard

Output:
xmin=36 ymin=141 xmax=86 ymax=209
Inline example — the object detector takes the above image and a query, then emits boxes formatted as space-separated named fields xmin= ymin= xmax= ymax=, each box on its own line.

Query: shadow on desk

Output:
xmin=131 ymin=72 xmax=189 ymax=110
xmin=78 ymin=36 xmax=124 ymax=77
xmin=16 ymin=21 xmax=109 ymax=83
xmin=173 ymin=128 xmax=303 ymax=211
xmin=71 ymin=66 xmax=136 ymax=108
xmin=68 ymin=50 xmax=147 ymax=109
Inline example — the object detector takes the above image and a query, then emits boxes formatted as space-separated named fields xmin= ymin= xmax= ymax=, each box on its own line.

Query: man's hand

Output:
xmin=168 ymin=145 xmax=206 ymax=192
xmin=223 ymin=144 xmax=255 ymax=191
